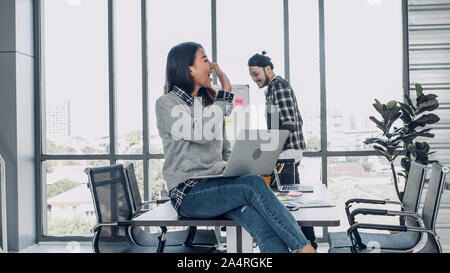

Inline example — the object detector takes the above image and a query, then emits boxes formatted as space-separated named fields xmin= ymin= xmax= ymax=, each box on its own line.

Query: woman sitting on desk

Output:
xmin=155 ymin=41 xmax=316 ymax=253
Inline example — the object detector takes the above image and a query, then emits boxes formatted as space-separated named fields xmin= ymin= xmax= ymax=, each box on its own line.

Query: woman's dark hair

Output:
xmin=247 ymin=50 xmax=274 ymax=69
xmin=165 ymin=42 xmax=216 ymax=106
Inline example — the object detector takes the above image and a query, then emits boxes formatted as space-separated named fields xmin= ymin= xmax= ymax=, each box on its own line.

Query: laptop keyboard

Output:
xmin=282 ymin=185 xmax=300 ymax=191
xmin=280 ymin=185 xmax=314 ymax=192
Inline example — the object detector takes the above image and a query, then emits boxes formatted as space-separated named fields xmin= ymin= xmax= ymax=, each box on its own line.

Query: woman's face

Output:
xmin=189 ymin=48 xmax=213 ymax=88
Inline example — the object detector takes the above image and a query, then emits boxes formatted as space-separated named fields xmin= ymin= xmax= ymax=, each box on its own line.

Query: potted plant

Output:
xmin=365 ymin=83 xmax=440 ymax=201
xmin=364 ymin=99 xmax=404 ymax=201
xmin=396 ymin=83 xmax=440 ymax=184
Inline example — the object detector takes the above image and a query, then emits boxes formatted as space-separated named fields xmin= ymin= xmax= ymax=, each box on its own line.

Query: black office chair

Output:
xmin=124 ymin=162 xmax=218 ymax=247
xmin=330 ymin=163 xmax=448 ymax=253
xmin=328 ymin=161 xmax=427 ymax=250
xmin=85 ymin=164 xmax=216 ymax=253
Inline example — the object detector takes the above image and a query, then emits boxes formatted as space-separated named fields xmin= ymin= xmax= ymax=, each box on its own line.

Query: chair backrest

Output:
xmin=124 ymin=162 xmax=142 ymax=214
xmin=421 ymin=163 xmax=448 ymax=230
xmin=419 ymin=163 xmax=448 ymax=253
xmin=402 ymin=161 xmax=427 ymax=225
xmin=85 ymin=164 xmax=134 ymax=253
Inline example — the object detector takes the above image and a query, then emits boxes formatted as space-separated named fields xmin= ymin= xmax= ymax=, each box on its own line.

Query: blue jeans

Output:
xmin=178 ymin=174 xmax=309 ymax=253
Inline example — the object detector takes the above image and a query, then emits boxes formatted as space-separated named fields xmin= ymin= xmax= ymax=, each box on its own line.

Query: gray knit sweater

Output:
xmin=155 ymin=89 xmax=234 ymax=191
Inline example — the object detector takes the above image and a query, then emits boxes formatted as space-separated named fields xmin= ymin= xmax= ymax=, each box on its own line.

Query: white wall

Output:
xmin=0 ymin=0 xmax=36 ymax=251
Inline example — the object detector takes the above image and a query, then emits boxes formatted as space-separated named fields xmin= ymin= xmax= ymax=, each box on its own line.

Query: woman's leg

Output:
xmin=226 ymin=205 xmax=290 ymax=253
xmin=179 ymin=174 xmax=309 ymax=252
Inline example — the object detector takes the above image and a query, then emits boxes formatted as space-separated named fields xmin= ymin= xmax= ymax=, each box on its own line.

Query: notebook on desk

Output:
xmin=282 ymin=200 xmax=335 ymax=211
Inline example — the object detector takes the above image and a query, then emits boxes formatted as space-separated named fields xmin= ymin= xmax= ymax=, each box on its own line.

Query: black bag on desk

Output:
xmin=270 ymin=158 xmax=296 ymax=189
xmin=277 ymin=159 xmax=296 ymax=185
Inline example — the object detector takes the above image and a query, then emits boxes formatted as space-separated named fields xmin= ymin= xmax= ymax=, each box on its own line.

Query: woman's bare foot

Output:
xmin=296 ymin=244 xmax=317 ymax=253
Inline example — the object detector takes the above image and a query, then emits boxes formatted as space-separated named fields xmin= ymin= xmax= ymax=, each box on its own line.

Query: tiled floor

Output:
xmin=18 ymin=242 xmax=330 ymax=253
xmin=19 ymin=242 xmax=93 ymax=253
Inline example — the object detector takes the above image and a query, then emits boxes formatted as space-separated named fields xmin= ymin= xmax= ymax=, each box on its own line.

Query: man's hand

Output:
xmin=212 ymin=63 xmax=232 ymax=92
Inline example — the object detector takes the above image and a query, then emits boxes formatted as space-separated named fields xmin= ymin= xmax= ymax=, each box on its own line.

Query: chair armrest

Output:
xmin=347 ymin=222 xmax=437 ymax=252
xmin=90 ymin=221 xmax=132 ymax=233
xmin=349 ymin=208 xmax=423 ymax=226
xmin=345 ymin=198 xmax=403 ymax=221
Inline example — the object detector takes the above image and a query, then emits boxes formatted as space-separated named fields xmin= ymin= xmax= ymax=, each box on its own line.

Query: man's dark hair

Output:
xmin=248 ymin=51 xmax=274 ymax=69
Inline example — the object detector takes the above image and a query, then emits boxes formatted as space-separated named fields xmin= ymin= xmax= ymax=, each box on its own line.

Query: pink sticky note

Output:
xmin=287 ymin=191 xmax=303 ymax=197
xmin=235 ymin=98 xmax=244 ymax=106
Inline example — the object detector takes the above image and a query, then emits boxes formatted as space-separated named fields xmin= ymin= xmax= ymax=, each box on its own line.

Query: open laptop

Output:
xmin=273 ymin=166 xmax=314 ymax=193
xmin=191 ymin=129 xmax=289 ymax=179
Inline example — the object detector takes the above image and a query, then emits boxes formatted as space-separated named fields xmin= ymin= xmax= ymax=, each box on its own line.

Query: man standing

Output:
xmin=248 ymin=51 xmax=317 ymax=249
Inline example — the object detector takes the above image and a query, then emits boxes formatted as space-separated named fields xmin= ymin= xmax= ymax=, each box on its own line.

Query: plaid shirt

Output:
xmin=168 ymin=86 xmax=234 ymax=214
xmin=265 ymin=76 xmax=306 ymax=151
xmin=169 ymin=178 xmax=200 ymax=213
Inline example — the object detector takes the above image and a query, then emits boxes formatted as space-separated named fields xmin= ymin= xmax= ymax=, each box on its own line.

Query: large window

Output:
xmin=115 ymin=0 xmax=143 ymax=155
xmin=324 ymin=0 xmax=403 ymax=151
xmin=289 ymin=0 xmax=321 ymax=152
xmin=41 ymin=0 xmax=110 ymax=237
xmin=38 ymin=0 xmax=406 ymax=240
xmin=327 ymin=156 xmax=403 ymax=232
xmin=42 ymin=0 xmax=109 ymax=155
xmin=217 ymin=0 xmax=284 ymax=114
xmin=147 ymin=0 xmax=211 ymax=154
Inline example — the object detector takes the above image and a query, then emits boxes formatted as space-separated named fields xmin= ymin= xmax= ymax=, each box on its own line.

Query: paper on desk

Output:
xmin=282 ymin=200 xmax=335 ymax=209
xmin=274 ymin=192 xmax=294 ymax=201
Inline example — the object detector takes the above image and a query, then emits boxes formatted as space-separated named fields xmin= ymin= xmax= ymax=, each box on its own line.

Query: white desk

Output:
xmin=132 ymin=184 xmax=340 ymax=252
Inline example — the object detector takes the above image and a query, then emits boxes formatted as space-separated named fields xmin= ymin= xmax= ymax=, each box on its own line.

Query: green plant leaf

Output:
xmin=387 ymin=100 xmax=397 ymax=109
xmin=373 ymin=99 xmax=384 ymax=115
xmin=417 ymin=93 xmax=438 ymax=107
xmin=410 ymin=113 xmax=441 ymax=130
xmin=373 ymin=148 xmax=391 ymax=161
xmin=405 ymin=94 xmax=416 ymax=111
xmin=398 ymin=102 xmax=414 ymax=124
xmin=368 ymin=117 xmax=388 ymax=134
xmin=415 ymin=83 xmax=423 ymax=97
xmin=416 ymin=99 xmax=439 ymax=115
xmin=426 ymin=94 xmax=438 ymax=100
xmin=385 ymin=111 xmax=402 ymax=131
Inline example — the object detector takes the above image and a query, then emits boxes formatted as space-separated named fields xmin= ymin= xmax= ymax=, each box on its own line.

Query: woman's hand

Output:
xmin=212 ymin=63 xmax=232 ymax=92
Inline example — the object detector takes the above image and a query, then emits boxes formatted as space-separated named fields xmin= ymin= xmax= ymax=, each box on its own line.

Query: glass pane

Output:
xmin=44 ymin=160 xmax=109 ymax=236
xmin=42 ymin=0 xmax=110 ymax=154
xmin=327 ymin=156 xmax=402 ymax=232
xmin=115 ymin=0 xmax=143 ymax=154
xmin=289 ymin=0 xmax=321 ymax=152
xmin=217 ymin=0 xmax=284 ymax=129
xmin=149 ymin=159 xmax=169 ymax=200
xmin=324 ymin=0 xmax=403 ymax=151
xmin=147 ymin=0 xmax=212 ymax=154
xmin=298 ymin=157 xmax=322 ymax=186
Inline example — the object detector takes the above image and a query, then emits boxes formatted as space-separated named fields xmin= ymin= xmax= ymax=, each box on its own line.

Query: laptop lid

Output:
xmin=273 ymin=163 xmax=314 ymax=193
xmin=222 ymin=129 xmax=289 ymax=177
